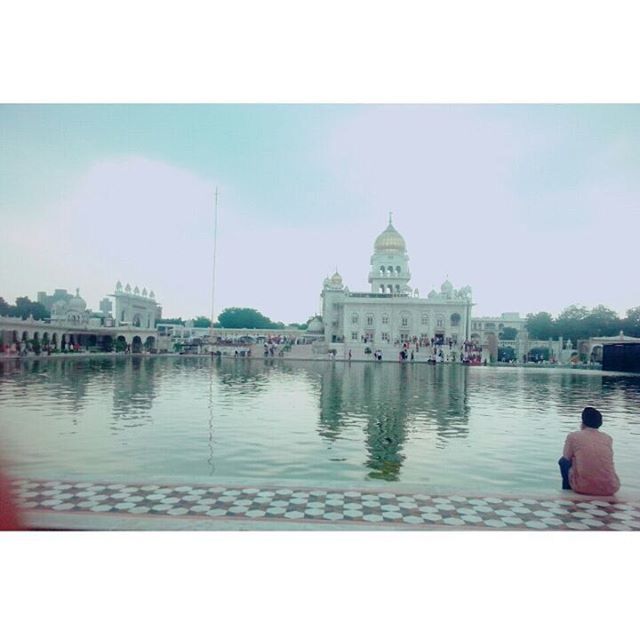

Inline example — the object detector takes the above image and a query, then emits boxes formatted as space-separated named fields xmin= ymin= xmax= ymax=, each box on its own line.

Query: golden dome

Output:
xmin=374 ymin=218 xmax=406 ymax=253
xmin=330 ymin=271 xmax=343 ymax=286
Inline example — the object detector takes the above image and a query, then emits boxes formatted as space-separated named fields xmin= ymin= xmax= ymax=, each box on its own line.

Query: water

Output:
xmin=1 ymin=356 xmax=639 ymax=494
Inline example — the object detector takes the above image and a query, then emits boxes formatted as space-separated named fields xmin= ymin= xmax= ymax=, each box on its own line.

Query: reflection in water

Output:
xmin=111 ymin=358 xmax=157 ymax=430
xmin=318 ymin=362 xmax=470 ymax=480
xmin=1 ymin=357 xmax=639 ymax=491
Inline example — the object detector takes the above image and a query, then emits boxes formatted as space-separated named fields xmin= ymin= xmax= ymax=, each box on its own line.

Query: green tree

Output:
xmin=583 ymin=305 xmax=620 ymax=338
xmin=525 ymin=312 xmax=556 ymax=340
xmin=499 ymin=327 xmax=518 ymax=340
xmin=0 ymin=297 xmax=11 ymax=316
xmin=217 ymin=307 xmax=282 ymax=329
xmin=2 ymin=296 xmax=50 ymax=320
xmin=191 ymin=316 xmax=212 ymax=328
xmin=555 ymin=305 xmax=589 ymax=343
xmin=623 ymin=306 xmax=640 ymax=337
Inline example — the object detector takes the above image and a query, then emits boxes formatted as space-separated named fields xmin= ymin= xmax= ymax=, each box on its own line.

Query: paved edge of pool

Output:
xmin=11 ymin=477 xmax=640 ymax=532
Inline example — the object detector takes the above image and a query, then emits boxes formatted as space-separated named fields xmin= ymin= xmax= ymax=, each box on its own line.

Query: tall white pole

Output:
xmin=209 ymin=187 xmax=219 ymax=346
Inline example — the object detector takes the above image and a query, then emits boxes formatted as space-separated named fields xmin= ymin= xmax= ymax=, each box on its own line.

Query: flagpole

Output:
xmin=209 ymin=187 xmax=219 ymax=348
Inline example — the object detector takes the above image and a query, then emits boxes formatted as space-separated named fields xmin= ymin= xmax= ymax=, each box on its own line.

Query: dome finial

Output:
xmin=389 ymin=211 xmax=393 ymax=225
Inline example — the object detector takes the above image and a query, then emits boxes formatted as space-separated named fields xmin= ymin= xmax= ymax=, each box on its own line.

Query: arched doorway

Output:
xmin=116 ymin=335 xmax=127 ymax=352
xmin=144 ymin=336 xmax=155 ymax=352
xmin=101 ymin=335 xmax=114 ymax=352
xmin=132 ymin=336 xmax=143 ymax=353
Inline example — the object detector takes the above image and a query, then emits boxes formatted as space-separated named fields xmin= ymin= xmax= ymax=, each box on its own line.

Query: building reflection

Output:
xmin=0 ymin=358 xmax=94 ymax=414
xmin=318 ymin=362 xmax=470 ymax=480
xmin=110 ymin=357 xmax=159 ymax=429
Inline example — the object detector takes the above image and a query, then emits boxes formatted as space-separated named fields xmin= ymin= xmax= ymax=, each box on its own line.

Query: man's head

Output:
xmin=582 ymin=406 xmax=603 ymax=429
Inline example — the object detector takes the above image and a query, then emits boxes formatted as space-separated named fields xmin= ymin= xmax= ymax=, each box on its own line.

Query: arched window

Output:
xmin=382 ymin=315 xmax=389 ymax=325
xmin=379 ymin=285 xmax=385 ymax=293
xmin=401 ymin=316 xmax=409 ymax=327
xmin=121 ymin=310 xmax=126 ymax=322
xmin=395 ymin=285 xmax=400 ymax=292
xmin=351 ymin=313 xmax=359 ymax=324
xmin=450 ymin=313 xmax=461 ymax=327
xmin=387 ymin=266 xmax=393 ymax=274
xmin=421 ymin=314 xmax=428 ymax=325
xmin=367 ymin=314 xmax=374 ymax=326
xmin=396 ymin=266 xmax=401 ymax=274
xmin=380 ymin=266 xmax=385 ymax=275
xmin=387 ymin=285 xmax=393 ymax=293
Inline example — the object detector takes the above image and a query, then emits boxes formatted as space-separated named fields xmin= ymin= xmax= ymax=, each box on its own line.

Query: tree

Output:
xmin=623 ymin=306 xmax=640 ymax=337
xmin=0 ymin=297 xmax=10 ymax=316
xmin=499 ymin=327 xmax=518 ymax=340
xmin=2 ymin=296 xmax=50 ymax=320
xmin=525 ymin=312 xmax=556 ymax=340
xmin=583 ymin=305 xmax=620 ymax=338
xmin=192 ymin=316 xmax=212 ymax=328
xmin=217 ymin=307 xmax=282 ymax=329
xmin=555 ymin=305 xmax=589 ymax=343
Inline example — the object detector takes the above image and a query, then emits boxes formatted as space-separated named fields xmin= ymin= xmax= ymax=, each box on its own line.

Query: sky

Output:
xmin=1 ymin=103 xmax=639 ymax=324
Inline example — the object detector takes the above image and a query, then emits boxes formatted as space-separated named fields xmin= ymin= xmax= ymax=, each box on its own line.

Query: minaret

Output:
xmin=368 ymin=213 xmax=411 ymax=295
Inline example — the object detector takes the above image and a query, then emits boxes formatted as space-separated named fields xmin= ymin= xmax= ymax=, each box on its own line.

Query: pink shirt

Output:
xmin=563 ymin=428 xmax=620 ymax=496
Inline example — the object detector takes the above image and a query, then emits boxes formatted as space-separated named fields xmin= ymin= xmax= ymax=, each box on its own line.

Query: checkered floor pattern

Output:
xmin=10 ymin=478 xmax=640 ymax=530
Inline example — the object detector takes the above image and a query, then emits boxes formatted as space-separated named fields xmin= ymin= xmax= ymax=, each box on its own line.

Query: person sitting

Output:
xmin=558 ymin=407 xmax=620 ymax=496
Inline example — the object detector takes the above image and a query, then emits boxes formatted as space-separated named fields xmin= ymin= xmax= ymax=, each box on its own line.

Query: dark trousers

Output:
xmin=558 ymin=457 xmax=572 ymax=490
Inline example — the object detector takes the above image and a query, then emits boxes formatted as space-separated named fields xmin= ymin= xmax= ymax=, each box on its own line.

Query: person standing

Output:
xmin=558 ymin=407 xmax=620 ymax=495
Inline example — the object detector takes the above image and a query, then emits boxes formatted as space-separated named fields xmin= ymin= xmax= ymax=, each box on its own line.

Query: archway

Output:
xmin=116 ymin=335 xmax=127 ymax=352
xmin=144 ymin=336 xmax=156 ymax=352
xmin=132 ymin=336 xmax=143 ymax=353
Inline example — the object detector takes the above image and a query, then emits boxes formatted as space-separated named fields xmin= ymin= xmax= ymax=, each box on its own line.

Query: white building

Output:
xmin=470 ymin=312 xmax=527 ymax=343
xmin=321 ymin=215 xmax=473 ymax=348
xmin=112 ymin=281 xmax=160 ymax=329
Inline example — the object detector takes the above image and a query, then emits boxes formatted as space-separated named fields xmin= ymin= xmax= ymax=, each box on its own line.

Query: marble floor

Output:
xmin=10 ymin=477 xmax=640 ymax=531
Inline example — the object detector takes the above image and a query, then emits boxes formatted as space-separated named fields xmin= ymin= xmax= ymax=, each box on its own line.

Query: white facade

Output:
xmin=470 ymin=312 xmax=527 ymax=342
xmin=321 ymin=216 xmax=473 ymax=347
xmin=112 ymin=281 xmax=160 ymax=329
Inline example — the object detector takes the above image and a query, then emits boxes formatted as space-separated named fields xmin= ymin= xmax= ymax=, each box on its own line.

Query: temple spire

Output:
xmin=388 ymin=211 xmax=393 ymax=225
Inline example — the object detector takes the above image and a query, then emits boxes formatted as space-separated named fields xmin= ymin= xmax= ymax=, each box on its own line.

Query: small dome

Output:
xmin=441 ymin=279 xmax=453 ymax=293
xmin=149 ymin=290 xmax=155 ymax=299
xmin=134 ymin=286 xmax=140 ymax=295
xmin=374 ymin=216 xmax=406 ymax=253
xmin=142 ymin=287 xmax=148 ymax=297
xmin=116 ymin=281 xmax=123 ymax=291
xmin=307 ymin=317 xmax=324 ymax=334
xmin=330 ymin=271 xmax=343 ymax=286
xmin=68 ymin=289 xmax=86 ymax=312
xmin=125 ymin=283 xmax=131 ymax=293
